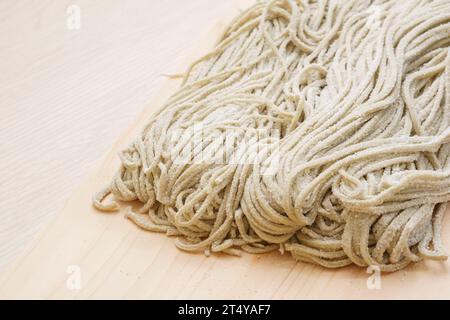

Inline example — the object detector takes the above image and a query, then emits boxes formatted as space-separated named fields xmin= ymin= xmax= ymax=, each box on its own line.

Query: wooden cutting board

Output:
xmin=1 ymin=0 xmax=449 ymax=300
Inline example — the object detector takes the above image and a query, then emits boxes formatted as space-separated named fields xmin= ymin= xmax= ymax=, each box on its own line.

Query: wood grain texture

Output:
xmin=0 ymin=0 xmax=235 ymax=271
xmin=1 ymin=0 xmax=450 ymax=299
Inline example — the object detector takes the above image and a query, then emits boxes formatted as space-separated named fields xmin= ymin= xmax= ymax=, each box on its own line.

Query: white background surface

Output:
xmin=0 ymin=0 xmax=235 ymax=271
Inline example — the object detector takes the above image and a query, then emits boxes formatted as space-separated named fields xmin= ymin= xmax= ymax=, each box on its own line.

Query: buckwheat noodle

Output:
xmin=94 ymin=0 xmax=450 ymax=272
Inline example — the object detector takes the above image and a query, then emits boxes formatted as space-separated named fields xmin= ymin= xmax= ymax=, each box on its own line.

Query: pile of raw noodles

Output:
xmin=94 ymin=0 xmax=450 ymax=271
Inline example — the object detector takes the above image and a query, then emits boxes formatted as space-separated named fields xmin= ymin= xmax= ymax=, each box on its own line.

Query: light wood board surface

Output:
xmin=0 ymin=0 xmax=235 ymax=272
xmin=1 ymin=0 xmax=450 ymax=299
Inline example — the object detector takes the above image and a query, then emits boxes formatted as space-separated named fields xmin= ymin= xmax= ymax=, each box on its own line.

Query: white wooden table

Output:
xmin=0 ymin=0 xmax=235 ymax=272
